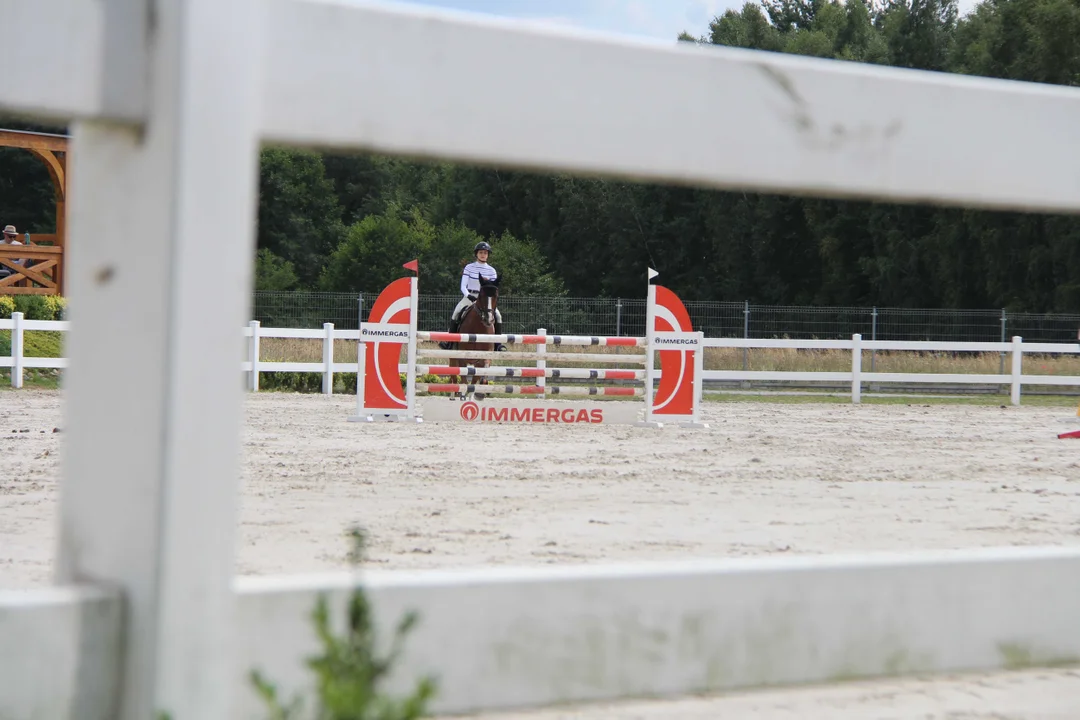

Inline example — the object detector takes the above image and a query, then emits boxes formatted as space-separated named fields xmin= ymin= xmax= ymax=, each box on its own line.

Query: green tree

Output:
xmin=762 ymin=0 xmax=826 ymax=32
xmin=878 ymin=0 xmax=959 ymax=71
xmin=836 ymin=0 xmax=890 ymax=63
xmin=423 ymin=219 xmax=483 ymax=295
xmin=319 ymin=208 xmax=436 ymax=293
xmin=254 ymin=248 xmax=300 ymax=291
xmin=709 ymin=3 xmax=784 ymax=50
xmin=486 ymin=231 xmax=568 ymax=296
xmin=950 ymin=0 xmax=1080 ymax=84
xmin=0 ymin=118 xmax=66 ymax=236
xmin=258 ymin=147 xmax=347 ymax=287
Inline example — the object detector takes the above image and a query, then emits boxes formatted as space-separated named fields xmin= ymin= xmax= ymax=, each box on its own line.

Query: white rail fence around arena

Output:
xmin=4 ymin=0 xmax=1080 ymax=719
xmin=5 ymin=312 xmax=1080 ymax=404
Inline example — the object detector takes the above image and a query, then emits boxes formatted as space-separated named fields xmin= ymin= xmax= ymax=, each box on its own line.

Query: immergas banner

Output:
xmin=360 ymin=276 xmax=413 ymax=411
xmin=650 ymin=332 xmax=701 ymax=348
xmin=360 ymin=323 xmax=411 ymax=341
xmin=650 ymin=285 xmax=700 ymax=421
xmin=419 ymin=398 xmax=641 ymax=425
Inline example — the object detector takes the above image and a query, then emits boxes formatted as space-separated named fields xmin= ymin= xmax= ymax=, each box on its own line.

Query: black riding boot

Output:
xmin=494 ymin=320 xmax=506 ymax=352
xmin=439 ymin=316 xmax=460 ymax=350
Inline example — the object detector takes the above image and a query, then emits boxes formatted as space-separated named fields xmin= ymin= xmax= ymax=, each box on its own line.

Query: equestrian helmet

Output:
xmin=474 ymin=241 xmax=492 ymax=255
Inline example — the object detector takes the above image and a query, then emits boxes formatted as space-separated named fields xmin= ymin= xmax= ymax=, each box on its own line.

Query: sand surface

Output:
xmin=3 ymin=388 xmax=1080 ymax=717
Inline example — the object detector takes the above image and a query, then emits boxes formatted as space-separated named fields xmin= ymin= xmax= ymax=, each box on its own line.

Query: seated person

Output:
xmin=0 ymin=225 xmax=24 ymax=278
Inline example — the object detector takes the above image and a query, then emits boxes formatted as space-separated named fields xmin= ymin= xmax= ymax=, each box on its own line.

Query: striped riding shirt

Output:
xmin=460 ymin=261 xmax=498 ymax=298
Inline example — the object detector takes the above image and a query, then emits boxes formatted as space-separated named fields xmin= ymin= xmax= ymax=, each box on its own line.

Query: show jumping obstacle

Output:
xmin=347 ymin=264 xmax=707 ymax=428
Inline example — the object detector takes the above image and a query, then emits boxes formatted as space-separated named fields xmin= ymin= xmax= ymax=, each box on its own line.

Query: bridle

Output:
xmin=474 ymin=286 xmax=496 ymax=326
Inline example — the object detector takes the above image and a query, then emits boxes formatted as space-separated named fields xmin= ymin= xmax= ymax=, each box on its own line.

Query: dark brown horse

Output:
xmin=449 ymin=277 xmax=499 ymax=400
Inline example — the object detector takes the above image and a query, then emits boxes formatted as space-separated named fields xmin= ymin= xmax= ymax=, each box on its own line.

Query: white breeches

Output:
xmin=453 ymin=296 xmax=502 ymax=323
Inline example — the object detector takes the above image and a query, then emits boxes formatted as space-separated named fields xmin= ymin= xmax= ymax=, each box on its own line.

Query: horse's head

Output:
xmin=475 ymin=277 xmax=499 ymax=326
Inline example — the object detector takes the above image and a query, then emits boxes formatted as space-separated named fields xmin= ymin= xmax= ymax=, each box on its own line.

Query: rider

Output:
xmin=439 ymin=241 xmax=506 ymax=351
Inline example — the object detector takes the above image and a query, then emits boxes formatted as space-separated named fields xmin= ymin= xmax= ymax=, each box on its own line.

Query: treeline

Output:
xmin=3 ymin=0 xmax=1080 ymax=309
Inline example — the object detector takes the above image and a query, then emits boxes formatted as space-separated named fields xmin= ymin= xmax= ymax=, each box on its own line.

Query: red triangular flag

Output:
xmin=403 ymin=259 xmax=419 ymax=273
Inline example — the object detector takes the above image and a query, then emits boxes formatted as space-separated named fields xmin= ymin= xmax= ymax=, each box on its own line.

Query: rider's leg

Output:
xmin=439 ymin=298 xmax=472 ymax=350
xmin=439 ymin=316 xmax=458 ymax=350
xmin=493 ymin=307 xmax=506 ymax=352
xmin=455 ymin=296 xmax=477 ymax=330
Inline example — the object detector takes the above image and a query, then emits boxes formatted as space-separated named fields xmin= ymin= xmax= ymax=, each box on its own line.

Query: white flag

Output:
xmin=647 ymin=268 xmax=659 ymax=280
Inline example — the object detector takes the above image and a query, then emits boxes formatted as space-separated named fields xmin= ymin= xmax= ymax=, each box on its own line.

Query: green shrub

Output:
xmin=42 ymin=295 xmax=66 ymax=319
xmin=0 ymin=295 xmax=66 ymax=321
xmin=258 ymin=372 xmax=327 ymax=393
xmin=336 ymin=373 xmax=357 ymax=394
xmin=12 ymin=295 xmax=51 ymax=320
xmin=255 ymin=373 xmax=438 ymax=395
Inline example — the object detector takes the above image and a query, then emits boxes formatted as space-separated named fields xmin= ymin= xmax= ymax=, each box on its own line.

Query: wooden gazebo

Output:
xmin=0 ymin=128 xmax=67 ymax=295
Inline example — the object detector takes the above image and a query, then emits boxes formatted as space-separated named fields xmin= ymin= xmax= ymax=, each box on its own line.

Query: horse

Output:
xmin=448 ymin=276 xmax=499 ymax=401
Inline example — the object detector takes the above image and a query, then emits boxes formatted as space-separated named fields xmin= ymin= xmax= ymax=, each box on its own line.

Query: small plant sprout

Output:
xmin=250 ymin=527 xmax=437 ymax=719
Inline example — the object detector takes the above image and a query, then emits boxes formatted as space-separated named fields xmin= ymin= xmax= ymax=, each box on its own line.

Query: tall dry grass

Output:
xmin=258 ymin=338 xmax=1080 ymax=377
xmin=258 ymin=339 xmax=651 ymax=366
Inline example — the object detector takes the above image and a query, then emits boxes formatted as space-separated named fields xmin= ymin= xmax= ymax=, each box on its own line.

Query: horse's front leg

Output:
xmin=473 ymin=358 xmax=490 ymax=401
xmin=453 ymin=358 xmax=472 ymax=402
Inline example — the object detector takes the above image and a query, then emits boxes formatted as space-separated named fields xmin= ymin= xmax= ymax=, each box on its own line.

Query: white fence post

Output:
xmin=248 ymin=320 xmax=261 ymax=392
xmin=1011 ymin=335 xmax=1023 ymax=406
xmin=11 ymin=311 xmax=23 ymax=389
xmin=851 ymin=333 xmax=862 ymax=404
xmin=322 ymin=322 xmax=334 ymax=395
xmin=536 ymin=328 xmax=547 ymax=392
xmin=52 ymin=1 xmax=262 ymax=717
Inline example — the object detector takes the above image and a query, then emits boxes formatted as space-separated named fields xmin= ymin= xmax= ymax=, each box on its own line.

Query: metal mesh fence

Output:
xmin=874 ymin=308 xmax=1002 ymax=342
xmin=251 ymin=291 xmax=362 ymax=329
xmin=252 ymin=291 xmax=1080 ymax=343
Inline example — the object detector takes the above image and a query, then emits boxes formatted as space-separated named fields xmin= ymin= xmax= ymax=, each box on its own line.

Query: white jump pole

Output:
xmin=405 ymin=273 xmax=419 ymax=415
xmin=639 ymin=268 xmax=663 ymax=428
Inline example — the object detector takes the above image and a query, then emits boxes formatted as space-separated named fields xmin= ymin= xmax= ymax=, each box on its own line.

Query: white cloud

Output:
xmin=519 ymin=15 xmax=581 ymax=29
xmin=957 ymin=0 xmax=980 ymax=16
xmin=387 ymin=0 xmax=986 ymax=44
xmin=686 ymin=0 xmax=733 ymax=27
xmin=625 ymin=0 xmax=654 ymax=30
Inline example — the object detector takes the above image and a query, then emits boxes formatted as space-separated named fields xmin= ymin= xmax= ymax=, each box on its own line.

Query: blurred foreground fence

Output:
xmin=253 ymin=291 xmax=1080 ymax=343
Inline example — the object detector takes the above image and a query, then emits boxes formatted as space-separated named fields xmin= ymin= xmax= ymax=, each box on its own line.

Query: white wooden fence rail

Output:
xmin=5 ymin=313 xmax=1080 ymax=403
xmin=5 ymin=0 xmax=1080 ymax=718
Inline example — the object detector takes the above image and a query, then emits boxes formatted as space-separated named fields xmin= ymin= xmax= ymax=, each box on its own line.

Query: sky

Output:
xmin=385 ymin=0 xmax=980 ymax=43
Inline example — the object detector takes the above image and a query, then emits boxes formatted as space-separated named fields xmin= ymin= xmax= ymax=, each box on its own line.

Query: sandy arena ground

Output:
xmin=3 ymin=388 xmax=1080 ymax=718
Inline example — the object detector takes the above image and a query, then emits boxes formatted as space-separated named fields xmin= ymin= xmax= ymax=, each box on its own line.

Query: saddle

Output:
xmin=442 ymin=290 xmax=505 ymax=351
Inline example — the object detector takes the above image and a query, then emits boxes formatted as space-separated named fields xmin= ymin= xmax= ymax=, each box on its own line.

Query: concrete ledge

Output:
xmin=232 ymin=546 xmax=1080 ymax=717
xmin=0 ymin=585 xmax=123 ymax=720
xmin=5 ymin=547 xmax=1080 ymax=718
